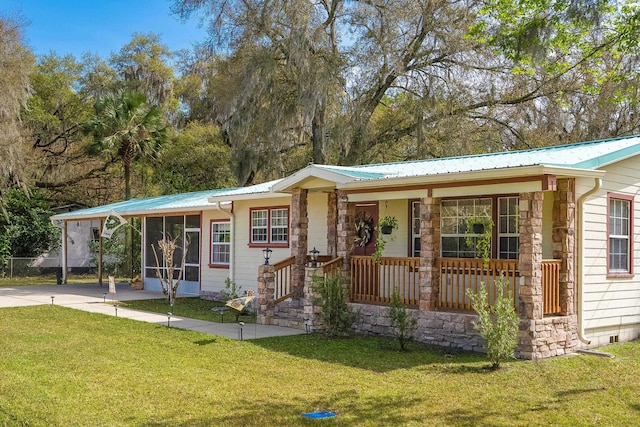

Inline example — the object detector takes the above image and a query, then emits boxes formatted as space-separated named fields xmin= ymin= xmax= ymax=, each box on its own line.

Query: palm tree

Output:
xmin=85 ymin=91 xmax=167 ymax=200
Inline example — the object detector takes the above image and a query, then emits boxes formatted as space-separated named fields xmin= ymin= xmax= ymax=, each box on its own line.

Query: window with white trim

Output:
xmin=211 ymin=221 xmax=230 ymax=266
xmin=411 ymin=200 xmax=421 ymax=257
xmin=250 ymin=207 xmax=289 ymax=246
xmin=498 ymin=197 xmax=519 ymax=259
xmin=608 ymin=194 xmax=632 ymax=275
xmin=441 ymin=198 xmax=492 ymax=258
xmin=270 ymin=208 xmax=288 ymax=243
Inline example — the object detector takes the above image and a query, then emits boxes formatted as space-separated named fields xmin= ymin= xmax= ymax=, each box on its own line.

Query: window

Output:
xmin=251 ymin=209 xmax=268 ymax=243
xmin=608 ymin=194 xmax=633 ymax=276
xmin=441 ymin=198 xmax=492 ymax=258
xmin=250 ymin=207 xmax=289 ymax=246
xmin=410 ymin=200 xmax=421 ymax=257
xmin=270 ymin=208 xmax=289 ymax=243
xmin=211 ymin=221 xmax=230 ymax=266
xmin=144 ymin=215 xmax=200 ymax=281
xmin=498 ymin=197 xmax=519 ymax=259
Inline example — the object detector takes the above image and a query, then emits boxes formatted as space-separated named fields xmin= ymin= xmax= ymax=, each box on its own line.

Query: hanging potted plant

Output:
xmin=465 ymin=216 xmax=494 ymax=266
xmin=379 ymin=215 xmax=398 ymax=235
xmin=371 ymin=216 xmax=399 ymax=262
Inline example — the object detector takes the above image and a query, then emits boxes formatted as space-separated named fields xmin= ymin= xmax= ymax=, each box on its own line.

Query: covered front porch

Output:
xmin=258 ymin=176 xmax=578 ymax=359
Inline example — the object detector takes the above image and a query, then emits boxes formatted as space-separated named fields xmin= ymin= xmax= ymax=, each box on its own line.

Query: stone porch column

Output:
xmin=553 ymin=178 xmax=576 ymax=316
xmin=336 ymin=190 xmax=355 ymax=280
xmin=303 ymin=266 xmax=325 ymax=332
xmin=257 ymin=264 xmax=275 ymax=325
xmin=518 ymin=191 xmax=544 ymax=357
xmin=419 ymin=195 xmax=440 ymax=311
xmin=326 ymin=190 xmax=338 ymax=258
xmin=291 ymin=188 xmax=308 ymax=298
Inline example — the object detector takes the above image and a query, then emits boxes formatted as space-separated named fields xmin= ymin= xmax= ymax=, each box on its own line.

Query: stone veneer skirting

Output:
xmin=351 ymin=303 xmax=485 ymax=353
xmin=257 ymin=263 xmax=579 ymax=359
xmin=350 ymin=302 xmax=578 ymax=358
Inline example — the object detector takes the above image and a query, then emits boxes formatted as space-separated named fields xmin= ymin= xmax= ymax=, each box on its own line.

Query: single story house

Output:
xmin=51 ymin=135 xmax=640 ymax=359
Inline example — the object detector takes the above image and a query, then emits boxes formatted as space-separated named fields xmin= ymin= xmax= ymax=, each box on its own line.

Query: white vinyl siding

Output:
xmin=578 ymin=156 xmax=640 ymax=346
xmin=201 ymin=195 xmax=332 ymax=296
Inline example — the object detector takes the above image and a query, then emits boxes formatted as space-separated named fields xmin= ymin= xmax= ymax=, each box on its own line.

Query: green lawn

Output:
xmin=119 ymin=297 xmax=256 ymax=323
xmin=0 ymin=306 xmax=638 ymax=426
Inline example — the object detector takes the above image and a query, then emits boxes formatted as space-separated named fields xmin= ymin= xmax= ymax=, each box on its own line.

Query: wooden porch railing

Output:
xmin=277 ymin=254 xmax=562 ymax=314
xmin=350 ymin=256 xmax=420 ymax=306
xmin=321 ymin=257 xmax=343 ymax=279
xmin=542 ymin=259 xmax=562 ymax=315
xmin=273 ymin=255 xmax=344 ymax=304
xmin=438 ymin=258 xmax=563 ymax=314
xmin=438 ymin=258 xmax=519 ymax=310
xmin=273 ymin=256 xmax=295 ymax=301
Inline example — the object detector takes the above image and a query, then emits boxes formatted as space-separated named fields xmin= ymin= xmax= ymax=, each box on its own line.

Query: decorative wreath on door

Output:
xmin=354 ymin=211 xmax=374 ymax=247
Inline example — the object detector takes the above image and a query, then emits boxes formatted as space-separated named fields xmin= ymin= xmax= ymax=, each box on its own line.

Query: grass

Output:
xmin=120 ymin=297 xmax=257 ymax=323
xmin=0 ymin=306 xmax=639 ymax=426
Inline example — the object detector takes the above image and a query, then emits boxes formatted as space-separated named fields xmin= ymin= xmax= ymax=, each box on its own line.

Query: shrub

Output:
xmin=466 ymin=274 xmax=520 ymax=370
xmin=389 ymin=287 xmax=418 ymax=351
xmin=311 ymin=274 xmax=357 ymax=337
xmin=220 ymin=277 xmax=242 ymax=302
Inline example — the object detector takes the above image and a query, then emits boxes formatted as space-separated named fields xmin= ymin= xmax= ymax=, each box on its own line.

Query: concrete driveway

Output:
xmin=0 ymin=283 xmax=305 ymax=340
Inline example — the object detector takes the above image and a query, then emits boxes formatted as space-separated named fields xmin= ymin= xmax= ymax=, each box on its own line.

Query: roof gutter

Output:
xmin=576 ymin=177 xmax=602 ymax=345
xmin=50 ymin=207 xmax=208 ymax=222
xmin=213 ymin=202 xmax=235 ymax=281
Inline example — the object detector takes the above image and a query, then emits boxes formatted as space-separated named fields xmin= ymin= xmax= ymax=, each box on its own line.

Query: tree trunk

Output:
xmin=311 ymin=102 xmax=326 ymax=164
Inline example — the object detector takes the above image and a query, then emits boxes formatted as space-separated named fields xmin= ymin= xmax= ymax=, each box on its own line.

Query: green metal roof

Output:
xmin=315 ymin=135 xmax=640 ymax=180
xmin=51 ymin=179 xmax=283 ymax=221
xmin=52 ymin=135 xmax=640 ymax=221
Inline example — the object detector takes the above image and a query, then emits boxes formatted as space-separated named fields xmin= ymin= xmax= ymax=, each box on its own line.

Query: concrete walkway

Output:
xmin=0 ymin=283 xmax=305 ymax=340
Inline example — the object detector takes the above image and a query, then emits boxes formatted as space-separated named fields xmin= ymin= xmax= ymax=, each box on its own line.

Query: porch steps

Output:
xmin=270 ymin=316 xmax=306 ymax=330
xmin=272 ymin=304 xmax=306 ymax=330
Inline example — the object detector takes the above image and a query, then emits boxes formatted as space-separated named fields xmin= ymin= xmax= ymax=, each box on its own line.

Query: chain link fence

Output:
xmin=0 ymin=257 xmax=98 ymax=279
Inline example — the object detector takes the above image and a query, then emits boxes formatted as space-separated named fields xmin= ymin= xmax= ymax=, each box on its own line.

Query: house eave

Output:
xmin=50 ymin=207 xmax=209 ymax=222
xmin=270 ymin=165 xmax=358 ymax=193
xmin=207 ymin=191 xmax=291 ymax=203
xmin=337 ymin=165 xmax=605 ymax=191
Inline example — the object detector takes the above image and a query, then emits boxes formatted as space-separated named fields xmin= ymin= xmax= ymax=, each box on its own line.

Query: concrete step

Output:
xmin=271 ymin=316 xmax=307 ymax=330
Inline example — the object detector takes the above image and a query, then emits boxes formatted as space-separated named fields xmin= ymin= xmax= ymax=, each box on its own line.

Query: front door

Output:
xmin=354 ymin=203 xmax=378 ymax=256
xmin=353 ymin=203 xmax=379 ymax=299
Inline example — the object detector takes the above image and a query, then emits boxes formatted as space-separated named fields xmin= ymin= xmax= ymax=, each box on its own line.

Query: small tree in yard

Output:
xmin=466 ymin=274 xmax=520 ymax=370
xmin=389 ymin=287 xmax=418 ymax=351
xmin=151 ymin=233 xmax=188 ymax=307
xmin=311 ymin=274 xmax=357 ymax=337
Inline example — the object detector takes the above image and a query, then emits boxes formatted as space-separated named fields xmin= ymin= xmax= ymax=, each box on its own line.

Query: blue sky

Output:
xmin=3 ymin=0 xmax=208 ymax=59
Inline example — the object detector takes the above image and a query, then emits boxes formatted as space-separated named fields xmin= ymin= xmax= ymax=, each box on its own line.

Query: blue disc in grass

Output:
xmin=302 ymin=411 xmax=337 ymax=419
